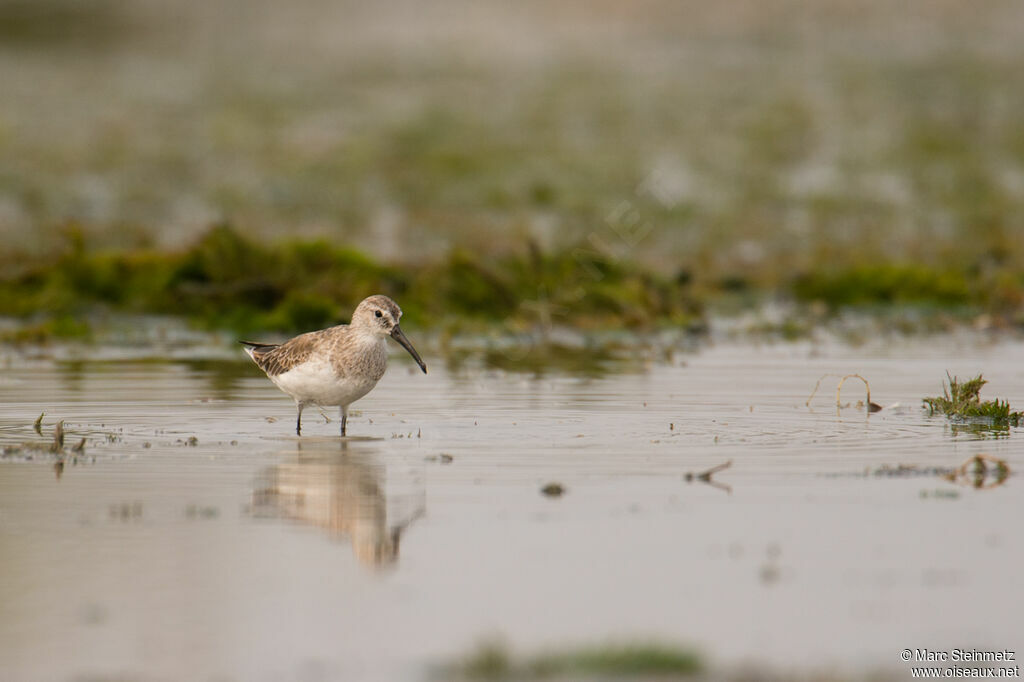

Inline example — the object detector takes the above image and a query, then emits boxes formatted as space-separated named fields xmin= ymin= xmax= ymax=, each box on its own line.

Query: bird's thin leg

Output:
xmin=296 ymin=402 xmax=305 ymax=436
xmin=340 ymin=405 xmax=348 ymax=437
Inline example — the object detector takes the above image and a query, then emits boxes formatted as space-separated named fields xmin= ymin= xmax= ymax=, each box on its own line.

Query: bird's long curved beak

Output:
xmin=390 ymin=324 xmax=427 ymax=374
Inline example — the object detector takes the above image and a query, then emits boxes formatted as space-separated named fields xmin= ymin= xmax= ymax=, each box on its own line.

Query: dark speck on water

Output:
xmin=426 ymin=453 xmax=454 ymax=464
xmin=541 ymin=483 xmax=566 ymax=497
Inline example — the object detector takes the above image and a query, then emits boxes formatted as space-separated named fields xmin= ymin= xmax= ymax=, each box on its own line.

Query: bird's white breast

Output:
xmin=270 ymin=355 xmax=382 ymax=407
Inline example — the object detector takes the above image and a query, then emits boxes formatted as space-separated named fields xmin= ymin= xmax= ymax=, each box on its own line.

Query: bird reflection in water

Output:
xmin=251 ymin=440 xmax=424 ymax=569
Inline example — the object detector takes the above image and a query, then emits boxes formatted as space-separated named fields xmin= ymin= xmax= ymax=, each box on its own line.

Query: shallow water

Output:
xmin=1 ymin=338 xmax=1023 ymax=681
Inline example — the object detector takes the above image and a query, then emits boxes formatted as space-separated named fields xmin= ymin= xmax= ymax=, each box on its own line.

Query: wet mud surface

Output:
xmin=1 ymin=340 xmax=1022 ymax=681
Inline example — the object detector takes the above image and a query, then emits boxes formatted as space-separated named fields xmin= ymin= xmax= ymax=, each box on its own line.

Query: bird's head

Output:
xmin=352 ymin=295 xmax=427 ymax=374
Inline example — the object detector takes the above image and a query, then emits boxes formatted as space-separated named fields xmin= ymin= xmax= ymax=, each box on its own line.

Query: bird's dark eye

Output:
xmin=375 ymin=310 xmax=383 ymax=318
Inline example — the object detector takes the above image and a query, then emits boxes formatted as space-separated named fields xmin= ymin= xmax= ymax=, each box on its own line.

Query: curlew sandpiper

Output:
xmin=241 ymin=295 xmax=426 ymax=436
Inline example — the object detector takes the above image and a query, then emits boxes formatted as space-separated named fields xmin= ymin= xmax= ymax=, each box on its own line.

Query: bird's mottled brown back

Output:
xmin=248 ymin=325 xmax=386 ymax=381
xmin=250 ymin=330 xmax=323 ymax=376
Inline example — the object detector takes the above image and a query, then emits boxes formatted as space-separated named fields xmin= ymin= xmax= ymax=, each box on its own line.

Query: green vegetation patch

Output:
xmin=0 ymin=224 xmax=702 ymax=338
xmin=445 ymin=640 xmax=703 ymax=681
xmin=792 ymin=264 xmax=972 ymax=307
xmin=923 ymin=373 xmax=1022 ymax=427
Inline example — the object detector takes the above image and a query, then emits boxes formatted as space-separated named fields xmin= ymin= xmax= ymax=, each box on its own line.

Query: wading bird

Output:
xmin=242 ymin=295 xmax=426 ymax=436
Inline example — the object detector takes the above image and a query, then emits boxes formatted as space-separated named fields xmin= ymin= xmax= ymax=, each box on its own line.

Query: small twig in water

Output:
xmin=34 ymin=412 xmax=45 ymax=436
xmin=836 ymin=374 xmax=880 ymax=412
xmin=51 ymin=420 xmax=65 ymax=453
xmin=806 ymin=374 xmax=841 ymax=407
xmin=684 ymin=460 xmax=732 ymax=493
xmin=807 ymin=373 xmax=881 ymax=412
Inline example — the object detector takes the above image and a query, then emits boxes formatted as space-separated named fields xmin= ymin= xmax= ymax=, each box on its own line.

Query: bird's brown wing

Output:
xmin=243 ymin=331 xmax=322 ymax=377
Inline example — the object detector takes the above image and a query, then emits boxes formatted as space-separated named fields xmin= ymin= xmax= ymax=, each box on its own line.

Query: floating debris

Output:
xmin=832 ymin=456 xmax=1009 ymax=491
xmin=920 ymin=489 xmax=961 ymax=500
xmin=683 ymin=460 xmax=732 ymax=493
xmin=109 ymin=502 xmax=143 ymax=521
xmin=806 ymin=373 xmax=882 ymax=413
xmin=1 ymin=417 xmax=103 ymax=477
xmin=185 ymin=504 xmax=220 ymax=519
xmin=33 ymin=412 xmax=44 ymax=436
xmin=923 ymin=373 xmax=1022 ymax=426
xmin=540 ymin=482 xmax=565 ymax=497
xmin=425 ymin=453 xmax=453 ymax=464
xmin=943 ymin=454 xmax=1010 ymax=490
xmin=871 ymin=464 xmax=951 ymax=478
xmin=759 ymin=563 xmax=781 ymax=585
xmin=52 ymin=420 xmax=64 ymax=453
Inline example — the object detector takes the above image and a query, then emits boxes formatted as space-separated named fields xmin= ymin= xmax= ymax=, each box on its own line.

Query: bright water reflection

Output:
xmin=252 ymin=440 xmax=425 ymax=569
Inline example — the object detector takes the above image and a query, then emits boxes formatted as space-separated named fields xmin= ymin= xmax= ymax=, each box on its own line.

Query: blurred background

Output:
xmin=2 ymin=0 xmax=1024 ymax=334
xmin=3 ymin=5 xmax=1024 ymax=681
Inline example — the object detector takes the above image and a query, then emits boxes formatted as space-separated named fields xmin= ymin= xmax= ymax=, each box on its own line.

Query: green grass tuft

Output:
xmin=923 ymin=373 xmax=1022 ymax=426
xmin=527 ymin=643 xmax=703 ymax=678
xmin=447 ymin=640 xmax=702 ymax=681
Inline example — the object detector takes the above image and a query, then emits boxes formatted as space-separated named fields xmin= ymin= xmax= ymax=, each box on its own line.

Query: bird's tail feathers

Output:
xmin=239 ymin=340 xmax=279 ymax=359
